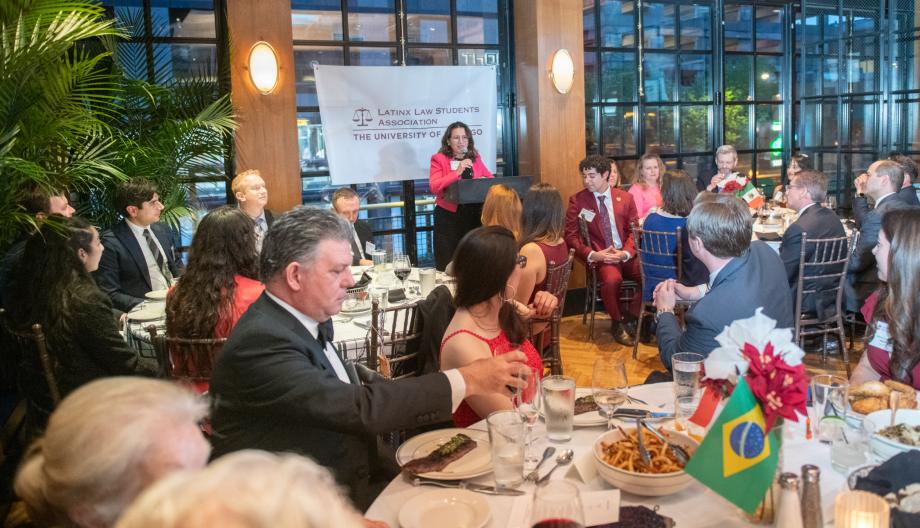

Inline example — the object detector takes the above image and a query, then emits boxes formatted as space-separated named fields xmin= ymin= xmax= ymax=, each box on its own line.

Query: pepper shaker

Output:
xmin=776 ymin=472 xmax=804 ymax=528
xmin=800 ymin=464 xmax=823 ymax=528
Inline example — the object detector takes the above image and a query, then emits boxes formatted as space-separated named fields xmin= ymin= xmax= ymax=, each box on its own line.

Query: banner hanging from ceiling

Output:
xmin=315 ymin=65 xmax=497 ymax=185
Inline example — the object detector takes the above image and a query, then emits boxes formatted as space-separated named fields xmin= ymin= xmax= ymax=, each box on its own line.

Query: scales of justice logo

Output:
xmin=352 ymin=108 xmax=372 ymax=127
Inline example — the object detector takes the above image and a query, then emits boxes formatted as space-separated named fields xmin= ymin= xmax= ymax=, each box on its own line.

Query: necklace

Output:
xmin=466 ymin=306 xmax=500 ymax=333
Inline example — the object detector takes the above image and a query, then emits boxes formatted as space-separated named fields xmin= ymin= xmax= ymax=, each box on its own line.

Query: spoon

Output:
xmin=525 ymin=447 xmax=556 ymax=482
xmin=536 ymin=449 xmax=574 ymax=485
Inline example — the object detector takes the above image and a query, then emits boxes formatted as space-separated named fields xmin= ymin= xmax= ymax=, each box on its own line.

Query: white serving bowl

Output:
xmin=592 ymin=427 xmax=699 ymax=496
xmin=865 ymin=409 xmax=920 ymax=462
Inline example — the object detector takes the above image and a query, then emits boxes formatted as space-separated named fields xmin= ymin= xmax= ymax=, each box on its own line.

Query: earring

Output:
xmin=503 ymin=283 xmax=517 ymax=302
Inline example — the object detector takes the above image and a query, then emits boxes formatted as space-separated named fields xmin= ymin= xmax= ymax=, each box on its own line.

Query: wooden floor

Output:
xmin=558 ymin=313 xmax=861 ymax=386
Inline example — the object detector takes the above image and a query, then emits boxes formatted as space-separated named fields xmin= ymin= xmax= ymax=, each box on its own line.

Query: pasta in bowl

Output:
xmin=592 ymin=427 xmax=700 ymax=496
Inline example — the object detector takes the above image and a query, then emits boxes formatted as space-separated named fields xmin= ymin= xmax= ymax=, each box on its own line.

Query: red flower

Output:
xmin=741 ymin=342 xmax=808 ymax=432
xmin=721 ymin=181 xmax=743 ymax=194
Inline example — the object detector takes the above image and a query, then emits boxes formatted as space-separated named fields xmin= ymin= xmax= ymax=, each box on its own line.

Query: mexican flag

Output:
xmin=736 ymin=180 xmax=765 ymax=209
xmin=684 ymin=378 xmax=781 ymax=514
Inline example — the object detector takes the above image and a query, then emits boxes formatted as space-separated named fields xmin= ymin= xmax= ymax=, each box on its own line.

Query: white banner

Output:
xmin=315 ymin=65 xmax=497 ymax=185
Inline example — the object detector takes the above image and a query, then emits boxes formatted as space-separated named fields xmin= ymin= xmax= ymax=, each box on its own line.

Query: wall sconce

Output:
xmin=248 ymin=41 xmax=279 ymax=94
xmin=549 ymin=49 xmax=575 ymax=94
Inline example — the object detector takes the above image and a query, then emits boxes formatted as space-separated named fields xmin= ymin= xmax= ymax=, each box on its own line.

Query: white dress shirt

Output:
xmin=126 ymin=220 xmax=170 ymax=291
xmin=265 ymin=291 xmax=467 ymax=411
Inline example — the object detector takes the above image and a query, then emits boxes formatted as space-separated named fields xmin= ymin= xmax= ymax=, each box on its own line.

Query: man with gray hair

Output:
xmin=779 ymin=170 xmax=847 ymax=320
xmin=847 ymin=160 xmax=917 ymax=310
xmin=209 ymin=206 xmax=529 ymax=509
xmin=653 ymin=194 xmax=793 ymax=369
xmin=701 ymin=144 xmax=739 ymax=192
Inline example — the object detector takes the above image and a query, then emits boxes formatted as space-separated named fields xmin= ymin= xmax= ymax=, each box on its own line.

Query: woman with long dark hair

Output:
xmin=851 ymin=208 xmax=920 ymax=388
xmin=8 ymin=217 xmax=156 ymax=422
xmin=166 ymin=206 xmax=263 ymax=339
xmin=515 ymin=183 xmax=568 ymax=308
xmin=440 ymin=226 xmax=544 ymax=427
xmin=429 ymin=121 xmax=494 ymax=270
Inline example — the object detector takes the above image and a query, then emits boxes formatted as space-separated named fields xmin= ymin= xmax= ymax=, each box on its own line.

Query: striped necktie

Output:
xmin=143 ymin=228 xmax=173 ymax=285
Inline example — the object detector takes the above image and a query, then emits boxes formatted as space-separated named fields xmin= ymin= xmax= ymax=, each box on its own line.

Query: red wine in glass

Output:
xmin=531 ymin=519 xmax=583 ymax=528
xmin=394 ymin=267 xmax=411 ymax=282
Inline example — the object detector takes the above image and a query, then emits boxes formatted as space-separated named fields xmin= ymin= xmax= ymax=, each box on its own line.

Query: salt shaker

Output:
xmin=800 ymin=465 xmax=823 ymax=528
xmin=775 ymin=472 xmax=804 ymax=528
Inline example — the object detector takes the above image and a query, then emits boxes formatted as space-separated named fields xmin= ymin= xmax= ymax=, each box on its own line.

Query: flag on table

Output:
xmin=689 ymin=386 xmax=722 ymax=428
xmin=737 ymin=180 xmax=765 ymax=209
xmin=684 ymin=378 xmax=781 ymax=514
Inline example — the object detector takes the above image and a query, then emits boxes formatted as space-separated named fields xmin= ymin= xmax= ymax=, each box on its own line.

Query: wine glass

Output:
xmin=530 ymin=480 xmax=586 ymax=528
xmin=592 ymin=356 xmax=628 ymax=431
xmin=392 ymin=254 xmax=412 ymax=295
xmin=512 ymin=364 xmax=542 ymax=468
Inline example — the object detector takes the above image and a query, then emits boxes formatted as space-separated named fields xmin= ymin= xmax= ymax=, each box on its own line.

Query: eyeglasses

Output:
xmin=516 ymin=255 xmax=528 ymax=269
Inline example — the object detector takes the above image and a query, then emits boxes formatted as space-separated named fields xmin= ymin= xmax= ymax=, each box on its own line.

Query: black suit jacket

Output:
xmin=93 ymin=220 xmax=181 ymax=312
xmin=208 ymin=293 xmax=453 ymax=507
xmin=779 ymin=204 xmax=847 ymax=318
xmin=656 ymin=242 xmax=794 ymax=369
xmin=350 ymin=219 xmax=373 ymax=265
xmin=898 ymin=185 xmax=920 ymax=208
xmin=847 ymin=194 xmax=916 ymax=311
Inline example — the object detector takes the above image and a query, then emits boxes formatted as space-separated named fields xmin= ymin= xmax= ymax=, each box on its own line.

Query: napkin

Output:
xmin=387 ymin=288 xmax=406 ymax=303
xmin=854 ymin=451 xmax=920 ymax=528
xmin=354 ymin=272 xmax=373 ymax=289
xmin=508 ymin=490 xmax=620 ymax=527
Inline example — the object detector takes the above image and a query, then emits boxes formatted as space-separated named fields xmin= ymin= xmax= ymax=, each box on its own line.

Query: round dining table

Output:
xmin=365 ymin=382 xmax=848 ymax=527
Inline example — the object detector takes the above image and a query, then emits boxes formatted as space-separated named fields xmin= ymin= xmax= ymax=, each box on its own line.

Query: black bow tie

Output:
xmin=317 ymin=319 xmax=334 ymax=346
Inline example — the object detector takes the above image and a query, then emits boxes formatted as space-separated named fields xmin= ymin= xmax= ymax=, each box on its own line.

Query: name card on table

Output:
xmin=508 ymin=489 xmax=621 ymax=527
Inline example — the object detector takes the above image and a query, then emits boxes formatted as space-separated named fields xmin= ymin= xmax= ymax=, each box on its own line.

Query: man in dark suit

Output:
xmin=208 ymin=207 xmax=529 ymax=509
xmin=331 ymin=187 xmax=373 ymax=266
xmin=564 ymin=155 xmax=641 ymax=346
xmin=698 ymin=144 xmax=739 ymax=192
xmin=890 ymin=154 xmax=920 ymax=208
xmin=654 ymin=194 xmax=794 ymax=370
xmin=847 ymin=160 xmax=917 ymax=311
xmin=779 ymin=170 xmax=847 ymax=319
xmin=232 ymin=169 xmax=274 ymax=253
xmin=94 ymin=178 xmax=181 ymax=313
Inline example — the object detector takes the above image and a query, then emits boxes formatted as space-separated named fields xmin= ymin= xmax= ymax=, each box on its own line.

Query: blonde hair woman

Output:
xmin=14 ymin=378 xmax=209 ymax=528
xmin=629 ymin=153 xmax=665 ymax=218
xmin=480 ymin=183 xmax=523 ymax=240
xmin=116 ymin=451 xmax=368 ymax=528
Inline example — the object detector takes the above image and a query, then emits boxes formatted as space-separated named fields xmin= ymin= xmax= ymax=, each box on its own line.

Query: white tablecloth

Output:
xmin=365 ymin=382 xmax=846 ymax=527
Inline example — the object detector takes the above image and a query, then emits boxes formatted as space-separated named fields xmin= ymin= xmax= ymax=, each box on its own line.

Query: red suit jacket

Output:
xmin=563 ymin=187 xmax=638 ymax=263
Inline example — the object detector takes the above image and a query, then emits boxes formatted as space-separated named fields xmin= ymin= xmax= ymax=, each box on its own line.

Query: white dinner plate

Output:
xmin=570 ymin=388 xmax=607 ymax=427
xmin=144 ymin=288 xmax=169 ymax=301
xmin=395 ymin=428 xmax=491 ymax=480
xmin=127 ymin=305 xmax=165 ymax=322
xmin=398 ymin=489 xmax=490 ymax=528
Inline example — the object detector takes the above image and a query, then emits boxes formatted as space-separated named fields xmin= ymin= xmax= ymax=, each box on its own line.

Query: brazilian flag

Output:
xmin=684 ymin=378 xmax=781 ymax=513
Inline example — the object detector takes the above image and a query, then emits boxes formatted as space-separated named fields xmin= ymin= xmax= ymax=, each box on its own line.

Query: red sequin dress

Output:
xmin=440 ymin=329 xmax=543 ymax=427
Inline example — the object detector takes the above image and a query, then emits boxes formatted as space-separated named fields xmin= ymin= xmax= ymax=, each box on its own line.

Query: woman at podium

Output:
xmin=429 ymin=121 xmax=493 ymax=270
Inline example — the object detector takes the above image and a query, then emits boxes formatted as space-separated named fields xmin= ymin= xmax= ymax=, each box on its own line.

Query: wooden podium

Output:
xmin=442 ymin=175 xmax=533 ymax=204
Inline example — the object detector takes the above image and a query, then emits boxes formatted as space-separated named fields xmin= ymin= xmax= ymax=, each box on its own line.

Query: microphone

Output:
xmin=459 ymin=147 xmax=473 ymax=180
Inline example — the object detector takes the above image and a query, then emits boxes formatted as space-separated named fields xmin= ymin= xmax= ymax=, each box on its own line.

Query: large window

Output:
xmin=292 ymin=0 xmax=513 ymax=266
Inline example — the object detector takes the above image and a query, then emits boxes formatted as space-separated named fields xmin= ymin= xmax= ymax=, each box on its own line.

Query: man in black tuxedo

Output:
xmin=94 ymin=178 xmax=181 ymax=313
xmin=847 ymin=160 xmax=917 ymax=311
xmin=653 ymin=194 xmax=793 ymax=370
xmin=780 ymin=170 xmax=847 ymax=319
xmin=232 ymin=169 xmax=274 ymax=253
xmin=208 ymin=207 xmax=529 ymax=509
xmin=332 ymin=187 xmax=373 ymax=266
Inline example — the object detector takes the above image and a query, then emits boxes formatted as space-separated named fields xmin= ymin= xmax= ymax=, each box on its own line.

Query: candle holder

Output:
xmin=834 ymin=490 xmax=889 ymax=528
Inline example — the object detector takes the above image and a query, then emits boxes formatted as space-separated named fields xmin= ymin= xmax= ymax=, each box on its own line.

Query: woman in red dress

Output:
xmin=850 ymin=208 xmax=920 ymax=388
xmin=440 ymin=226 xmax=556 ymax=427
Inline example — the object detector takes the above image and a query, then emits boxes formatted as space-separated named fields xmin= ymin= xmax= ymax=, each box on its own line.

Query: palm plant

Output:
xmin=0 ymin=0 xmax=125 ymax=247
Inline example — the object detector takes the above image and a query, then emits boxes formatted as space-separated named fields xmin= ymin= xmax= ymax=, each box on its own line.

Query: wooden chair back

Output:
xmin=0 ymin=310 xmax=61 ymax=407
xmin=632 ymin=225 xmax=683 ymax=295
xmin=146 ymin=326 xmax=227 ymax=383
xmin=368 ymin=299 xmax=422 ymax=380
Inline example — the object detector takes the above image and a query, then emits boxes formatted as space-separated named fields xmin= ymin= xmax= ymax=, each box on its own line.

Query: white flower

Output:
xmin=703 ymin=308 xmax=805 ymax=381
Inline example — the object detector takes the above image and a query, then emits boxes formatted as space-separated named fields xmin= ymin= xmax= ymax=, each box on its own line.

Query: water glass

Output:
xmin=529 ymin=481 xmax=585 ymax=528
xmin=541 ymin=376 xmax=576 ymax=443
xmin=830 ymin=420 xmax=874 ymax=473
xmin=418 ymin=267 xmax=436 ymax=296
xmin=370 ymin=249 xmax=387 ymax=270
xmin=672 ymin=352 xmax=704 ymax=400
xmin=675 ymin=395 xmax=705 ymax=441
xmin=486 ymin=410 xmax=525 ymax=489
xmin=811 ymin=374 xmax=849 ymax=443
xmin=592 ymin=356 xmax=628 ymax=431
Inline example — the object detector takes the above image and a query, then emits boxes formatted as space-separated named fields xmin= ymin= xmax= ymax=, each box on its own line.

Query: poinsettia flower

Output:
xmin=703 ymin=308 xmax=804 ymax=382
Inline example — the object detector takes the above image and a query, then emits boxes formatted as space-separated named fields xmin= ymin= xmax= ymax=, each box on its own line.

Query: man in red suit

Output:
xmin=564 ymin=155 xmax=641 ymax=346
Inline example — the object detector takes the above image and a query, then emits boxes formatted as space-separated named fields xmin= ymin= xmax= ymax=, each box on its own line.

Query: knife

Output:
xmin=605 ymin=408 xmax=674 ymax=420
xmin=410 ymin=477 xmax=526 ymax=496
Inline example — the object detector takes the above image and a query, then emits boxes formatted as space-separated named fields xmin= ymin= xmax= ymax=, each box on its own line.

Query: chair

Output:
xmin=368 ymin=299 xmax=422 ymax=380
xmin=631 ymin=225 xmax=688 ymax=360
xmin=529 ymin=249 xmax=575 ymax=375
xmin=0 ymin=309 xmax=61 ymax=408
xmin=578 ymin=216 xmax=639 ymax=340
xmin=0 ymin=310 xmax=61 ymax=437
xmin=335 ymin=336 xmax=371 ymax=365
xmin=146 ymin=326 xmax=226 ymax=385
xmin=792 ymin=231 xmax=858 ymax=377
